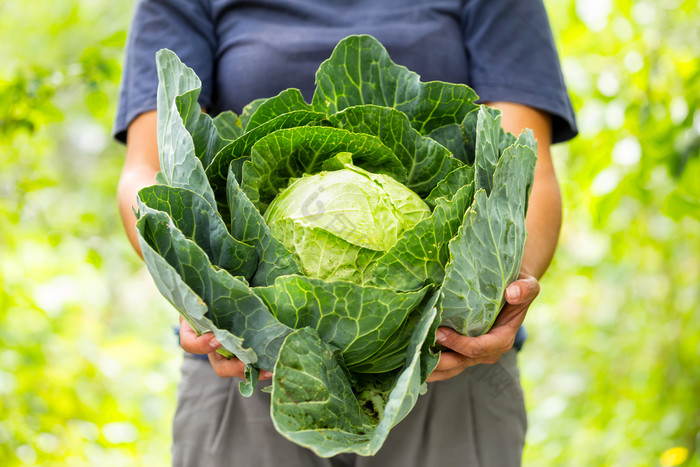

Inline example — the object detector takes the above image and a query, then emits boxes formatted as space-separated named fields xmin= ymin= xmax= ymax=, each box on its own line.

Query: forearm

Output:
xmin=118 ymin=110 xmax=160 ymax=257
xmin=521 ymin=164 xmax=561 ymax=279
xmin=118 ymin=166 xmax=159 ymax=256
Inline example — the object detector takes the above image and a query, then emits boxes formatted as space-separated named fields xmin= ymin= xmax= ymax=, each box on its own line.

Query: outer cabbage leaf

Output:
xmin=427 ymin=107 xmax=480 ymax=165
xmin=474 ymin=105 xmax=519 ymax=195
xmin=439 ymin=132 xmax=537 ymax=335
xmin=137 ymin=184 xmax=257 ymax=280
xmin=327 ymin=105 xmax=462 ymax=196
xmin=212 ymin=110 xmax=244 ymax=141
xmin=245 ymin=88 xmax=313 ymax=131
xmin=137 ymin=212 xmax=243 ymax=359
xmin=136 ymin=207 xmax=293 ymax=370
xmin=367 ymin=182 xmax=474 ymax=291
xmin=424 ymin=165 xmax=476 ymax=209
xmin=239 ymin=97 xmax=267 ymax=131
xmin=226 ymin=166 xmax=300 ymax=287
xmin=253 ymin=275 xmax=428 ymax=372
xmin=155 ymin=48 xmax=199 ymax=148
xmin=427 ymin=106 xmax=516 ymax=169
xmin=270 ymin=291 xmax=440 ymax=457
xmin=349 ymin=307 xmax=422 ymax=374
xmin=155 ymin=49 xmax=217 ymax=208
xmin=427 ymin=123 xmax=471 ymax=165
xmin=474 ymin=106 xmax=504 ymax=196
xmin=312 ymin=35 xmax=478 ymax=135
xmin=157 ymin=49 xmax=238 ymax=170
xmin=185 ymin=104 xmax=231 ymax=169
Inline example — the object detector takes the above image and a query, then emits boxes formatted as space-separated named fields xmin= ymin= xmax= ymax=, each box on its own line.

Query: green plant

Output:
xmin=136 ymin=35 xmax=536 ymax=456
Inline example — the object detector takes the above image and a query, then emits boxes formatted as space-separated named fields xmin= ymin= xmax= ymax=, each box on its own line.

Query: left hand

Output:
xmin=427 ymin=273 xmax=540 ymax=382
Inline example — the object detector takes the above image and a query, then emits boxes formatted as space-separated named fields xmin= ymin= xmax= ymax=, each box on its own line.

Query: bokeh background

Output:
xmin=1 ymin=0 xmax=698 ymax=465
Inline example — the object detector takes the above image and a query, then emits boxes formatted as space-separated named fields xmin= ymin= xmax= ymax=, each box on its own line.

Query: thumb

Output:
xmin=505 ymin=275 xmax=540 ymax=305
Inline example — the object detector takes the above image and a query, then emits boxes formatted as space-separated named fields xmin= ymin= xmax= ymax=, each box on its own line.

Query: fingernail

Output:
xmin=506 ymin=284 xmax=520 ymax=301
xmin=261 ymin=370 xmax=273 ymax=379
xmin=209 ymin=337 xmax=221 ymax=349
xmin=436 ymin=329 xmax=447 ymax=344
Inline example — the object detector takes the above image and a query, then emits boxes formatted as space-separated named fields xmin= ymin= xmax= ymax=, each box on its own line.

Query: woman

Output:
xmin=115 ymin=1 xmax=577 ymax=465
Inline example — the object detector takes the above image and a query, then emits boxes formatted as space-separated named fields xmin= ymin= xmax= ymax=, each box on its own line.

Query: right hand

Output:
xmin=179 ymin=316 xmax=272 ymax=380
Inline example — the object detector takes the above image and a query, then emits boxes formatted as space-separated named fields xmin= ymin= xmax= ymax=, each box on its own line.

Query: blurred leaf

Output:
xmin=99 ymin=30 xmax=127 ymax=48
xmin=86 ymin=90 xmax=109 ymax=118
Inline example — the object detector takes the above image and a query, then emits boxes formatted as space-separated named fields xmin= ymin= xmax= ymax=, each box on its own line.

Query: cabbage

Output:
xmin=263 ymin=160 xmax=431 ymax=283
xmin=136 ymin=35 xmax=536 ymax=457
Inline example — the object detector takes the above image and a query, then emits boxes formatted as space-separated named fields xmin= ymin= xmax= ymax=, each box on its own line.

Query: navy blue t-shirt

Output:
xmin=114 ymin=0 xmax=577 ymax=143
xmin=115 ymin=0 xmax=578 ymax=352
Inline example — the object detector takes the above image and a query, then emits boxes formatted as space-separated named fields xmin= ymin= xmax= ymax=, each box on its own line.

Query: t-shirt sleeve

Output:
xmin=462 ymin=0 xmax=577 ymax=143
xmin=113 ymin=0 xmax=216 ymax=144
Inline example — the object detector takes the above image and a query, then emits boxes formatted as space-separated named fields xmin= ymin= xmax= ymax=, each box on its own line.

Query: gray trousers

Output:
xmin=172 ymin=349 xmax=526 ymax=467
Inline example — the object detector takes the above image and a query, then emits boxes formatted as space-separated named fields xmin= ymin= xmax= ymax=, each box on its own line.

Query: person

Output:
xmin=115 ymin=0 xmax=577 ymax=465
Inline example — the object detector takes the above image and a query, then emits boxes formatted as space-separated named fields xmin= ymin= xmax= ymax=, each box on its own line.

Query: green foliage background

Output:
xmin=0 ymin=0 xmax=697 ymax=465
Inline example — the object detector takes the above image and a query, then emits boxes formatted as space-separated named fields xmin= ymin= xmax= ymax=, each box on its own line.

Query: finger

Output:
xmin=208 ymin=352 xmax=247 ymax=378
xmin=504 ymin=275 xmax=540 ymax=305
xmin=429 ymin=348 xmax=504 ymax=382
xmin=435 ymin=347 xmax=502 ymax=370
xmin=207 ymin=352 xmax=274 ymax=381
xmin=433 ymin=350 xmax=466 ymax=372
xmin=436 ymin=327 xmax=511 ymax=359
xmin=428 ymin=351 xmax=465 ymax=382
xmin=427 ymin=369 xmax=461 ymax=383
xmin=180 ymin=320 xmax=221 ymax=354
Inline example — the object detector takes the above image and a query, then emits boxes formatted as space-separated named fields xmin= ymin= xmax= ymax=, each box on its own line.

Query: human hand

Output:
xmin=427 ymin=273 xmax=540 ymax=382
xmin=179 ymin=316 xmax=272 ymax=380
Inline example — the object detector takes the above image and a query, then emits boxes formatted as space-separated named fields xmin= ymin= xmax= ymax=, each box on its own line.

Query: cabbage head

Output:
xmin=135 ymin=35 xmax=537 ymax=457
